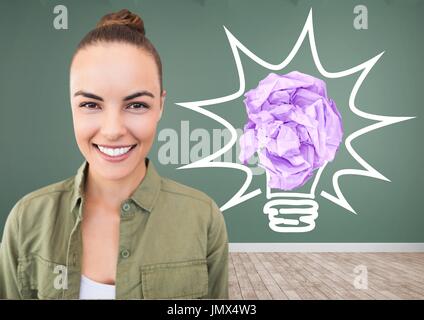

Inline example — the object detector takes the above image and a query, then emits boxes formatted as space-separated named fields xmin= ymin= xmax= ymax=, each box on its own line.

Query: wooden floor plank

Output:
xmin=228 ymin=253 xmax=424 ymax=300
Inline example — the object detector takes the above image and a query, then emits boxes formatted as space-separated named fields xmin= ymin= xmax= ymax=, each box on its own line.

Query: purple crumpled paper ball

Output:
xmin=239 ymin=71 xmax=343 ymax=190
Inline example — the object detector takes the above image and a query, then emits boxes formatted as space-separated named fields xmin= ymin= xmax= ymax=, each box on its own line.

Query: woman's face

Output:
xmin=70 ymin=42 xmax=166 ymax=181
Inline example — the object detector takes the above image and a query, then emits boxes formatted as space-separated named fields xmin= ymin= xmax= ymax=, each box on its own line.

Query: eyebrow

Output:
xmin=73 ymin=90 xmax=155 ymax=101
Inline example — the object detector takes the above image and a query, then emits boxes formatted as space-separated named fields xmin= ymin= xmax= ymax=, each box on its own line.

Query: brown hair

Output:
xmin=72 ymin=9 xmax=163 ymax=93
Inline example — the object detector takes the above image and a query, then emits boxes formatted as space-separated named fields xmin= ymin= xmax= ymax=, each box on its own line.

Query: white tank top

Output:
xmin=79 ymin=275 xmax=116 ymax=299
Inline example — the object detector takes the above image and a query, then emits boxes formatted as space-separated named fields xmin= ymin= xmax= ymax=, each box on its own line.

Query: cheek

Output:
xmin=72 ymin=113 xmax=99 ymax=146
xmin=126 ymin=115 xmax=158 ymax=141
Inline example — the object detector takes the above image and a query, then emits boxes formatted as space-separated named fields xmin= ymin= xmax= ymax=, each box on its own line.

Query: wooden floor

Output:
xmin=229 ymin=253 xmax=424 ymax=300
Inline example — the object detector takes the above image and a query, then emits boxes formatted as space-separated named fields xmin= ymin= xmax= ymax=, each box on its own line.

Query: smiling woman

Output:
xmin=0 ymin=9 xmax=229 ymax=300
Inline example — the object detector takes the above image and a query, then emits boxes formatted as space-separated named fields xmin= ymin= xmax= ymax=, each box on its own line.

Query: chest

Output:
xmin=80 ymin=200 xmax=121 ymax=284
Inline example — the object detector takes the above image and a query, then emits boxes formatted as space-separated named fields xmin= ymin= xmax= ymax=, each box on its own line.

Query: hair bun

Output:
xmin=96 ymin=9 xmax=145 ymax=36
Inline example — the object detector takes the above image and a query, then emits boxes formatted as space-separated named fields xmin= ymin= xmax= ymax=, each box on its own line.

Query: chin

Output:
xmin=103 ymin=168 xmax=134 ymax=180
xmin=93 ymin=164 xmax=135 ymax=181
xmin=88 ymin=157 xmax=144 ymax=181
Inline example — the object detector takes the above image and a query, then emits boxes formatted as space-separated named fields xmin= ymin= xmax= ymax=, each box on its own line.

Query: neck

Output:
xmin=85 ymin=159 xmax=147 ymax=209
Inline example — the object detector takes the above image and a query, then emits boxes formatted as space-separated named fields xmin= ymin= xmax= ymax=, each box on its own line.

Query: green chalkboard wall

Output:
xmin=0 ymin=0 xmax=422 ymax=242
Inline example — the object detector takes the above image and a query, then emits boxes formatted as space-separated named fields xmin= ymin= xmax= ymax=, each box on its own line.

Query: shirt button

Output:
xmin=121 ymin=249 xmax=131 ymax=259
xmin=122 ymin=202 xmax=131 ymax=212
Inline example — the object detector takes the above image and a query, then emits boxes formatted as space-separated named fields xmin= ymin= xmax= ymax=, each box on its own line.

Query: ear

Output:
xmin=159 ymin=90 xmax=167 ymax=120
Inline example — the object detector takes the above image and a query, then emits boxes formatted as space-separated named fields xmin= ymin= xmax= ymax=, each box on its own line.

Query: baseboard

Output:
xmin=229 ymin=243 xmax=424 ymax=252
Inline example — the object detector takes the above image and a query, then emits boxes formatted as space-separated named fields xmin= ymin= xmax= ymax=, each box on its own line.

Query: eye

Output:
xmin=126 ymin=102 xmax=150 ymax=110
xmin=79 ymin=102 xmax=100 ymax=109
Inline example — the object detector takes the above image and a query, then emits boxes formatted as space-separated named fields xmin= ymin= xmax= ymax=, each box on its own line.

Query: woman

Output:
xmin=0 ymin=9 xmax=229 ymax=299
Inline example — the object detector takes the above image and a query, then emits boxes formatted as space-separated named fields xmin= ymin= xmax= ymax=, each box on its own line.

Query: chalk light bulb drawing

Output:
xmin=239 ymin=71 xmax=343 ymax=233
xmin=174 ymin=9 xmax=414 ymax=233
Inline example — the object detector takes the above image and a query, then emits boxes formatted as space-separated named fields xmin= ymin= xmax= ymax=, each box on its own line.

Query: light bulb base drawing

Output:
xmin=262 ymin=163 xmax=327 ymax=233
xmin=263 ymin=198 xmax=319 ymax=233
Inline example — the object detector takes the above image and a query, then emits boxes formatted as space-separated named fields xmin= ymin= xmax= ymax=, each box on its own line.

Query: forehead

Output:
xmin=70 ymin=42 xmax=159 ymax=96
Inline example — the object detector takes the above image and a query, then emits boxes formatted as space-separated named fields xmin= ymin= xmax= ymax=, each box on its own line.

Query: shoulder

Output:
xmin=158 ymin=177 xmax=223 ymax=222
xmin=19 ymin=177 xmax=74 ymax=205
xmin=9 ymin=176 xmax=75 ymax=224
xmin=160 ymin=177 xmax=212 ymax=206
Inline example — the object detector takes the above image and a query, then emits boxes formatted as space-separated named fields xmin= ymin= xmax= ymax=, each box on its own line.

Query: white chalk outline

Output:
xmin=175 ymin=8 xmax=415 ymax=214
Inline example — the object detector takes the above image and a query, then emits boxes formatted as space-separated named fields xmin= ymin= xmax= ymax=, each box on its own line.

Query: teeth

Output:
xmin=97 ymin=145 xmax=132 ymax=157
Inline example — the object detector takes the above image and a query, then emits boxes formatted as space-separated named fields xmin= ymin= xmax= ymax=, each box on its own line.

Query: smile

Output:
xmin=93 ymin=143 xmax=137 ymax=157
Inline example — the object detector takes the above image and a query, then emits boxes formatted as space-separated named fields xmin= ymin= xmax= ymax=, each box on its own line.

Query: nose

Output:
xmin=100 ymin=108 xmax=127 ymax=141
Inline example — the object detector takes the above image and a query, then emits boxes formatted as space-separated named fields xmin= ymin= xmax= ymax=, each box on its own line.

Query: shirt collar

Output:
xmin=71 ymin=157 xmax=162 ymax=215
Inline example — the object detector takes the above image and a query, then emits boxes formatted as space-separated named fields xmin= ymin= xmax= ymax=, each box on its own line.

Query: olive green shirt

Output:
xmin=0 ymin=158 xmax=229 ymax=299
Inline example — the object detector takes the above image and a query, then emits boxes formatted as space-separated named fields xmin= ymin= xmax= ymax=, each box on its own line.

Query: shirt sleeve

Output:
xmin=205 ymin=199 xmax=229 ymax=299
xmin=0 ymin=201 xmax=23 ymax=299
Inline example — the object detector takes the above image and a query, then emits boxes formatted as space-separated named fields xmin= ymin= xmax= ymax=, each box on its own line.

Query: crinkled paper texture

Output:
xmin=239 ymin=71 xmax=343 ymax=190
